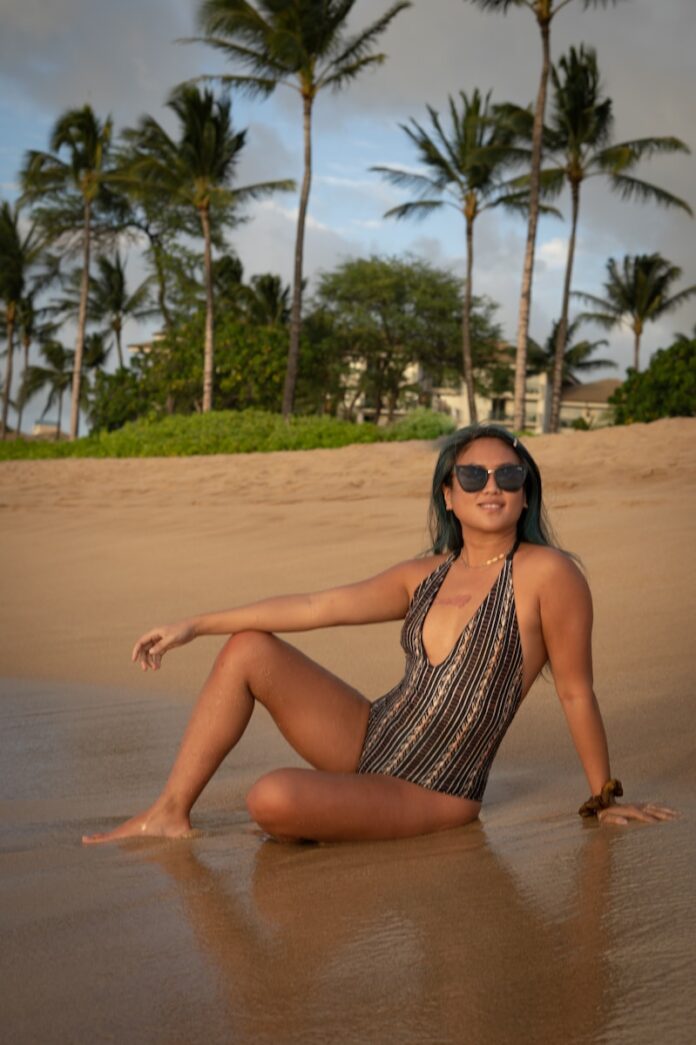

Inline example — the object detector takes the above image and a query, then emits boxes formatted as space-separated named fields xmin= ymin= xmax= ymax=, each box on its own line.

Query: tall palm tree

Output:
xmin=462 ymin=0 xmax=625 ymax=429
xmin=527 ymin=316 xmax=614 ymax=386
xmin=123 ymin=85 xmax=293 ymax=411
xmin=521 ymin=45 xmax=692 ymax=430
xmin=19 ymin=340 xmax=75 ymax=440
xmin=194 ymin=0 xmax=411 ymax=416
xmin=575 ymin=254 xmax=696 ymax=371
xmin=20 ymin=106 xmax=119 ymax=438
xmin=0 ymin=202 xmax=43 ymax=439
xmin=372 ymin=89 xmax=533 ymax=423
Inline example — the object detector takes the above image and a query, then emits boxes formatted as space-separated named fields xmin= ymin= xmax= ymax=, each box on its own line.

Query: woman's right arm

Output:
xmin=132 ymin=559 xmax=422 ymax=670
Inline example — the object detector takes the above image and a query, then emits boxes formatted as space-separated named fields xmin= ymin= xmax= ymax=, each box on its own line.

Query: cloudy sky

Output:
xmin=2 ymin=0 xmax=695 ymax=422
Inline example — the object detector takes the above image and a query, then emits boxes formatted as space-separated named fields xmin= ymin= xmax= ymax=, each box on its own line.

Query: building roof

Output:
xmin=561 ymin=378 xmax=622 ymax=404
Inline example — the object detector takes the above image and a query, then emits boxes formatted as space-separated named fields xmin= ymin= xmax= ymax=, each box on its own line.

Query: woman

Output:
xmin=83 ymin=425 xmax=674 ymax=844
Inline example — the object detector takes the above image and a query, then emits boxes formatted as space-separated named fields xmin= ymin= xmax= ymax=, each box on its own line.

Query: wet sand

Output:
xmin=1 ymin=418 xmax=695 ymax=1043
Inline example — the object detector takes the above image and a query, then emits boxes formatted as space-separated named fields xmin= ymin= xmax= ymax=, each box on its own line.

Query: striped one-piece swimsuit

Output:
xmin=357 ymin=545 xmax=523 ymax=802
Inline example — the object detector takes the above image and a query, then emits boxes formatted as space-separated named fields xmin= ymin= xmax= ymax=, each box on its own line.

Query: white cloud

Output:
xmin=537 ymin=238 xmax=569 ymax=271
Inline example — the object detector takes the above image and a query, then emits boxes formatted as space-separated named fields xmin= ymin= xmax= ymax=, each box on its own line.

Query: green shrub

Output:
xmin=609 ymin=339 xmax=696 ymax=423
xmin=0 ymin=407 xmax=461 ymax=460
xmin=383 ymin=408 xmax=457 ymax=441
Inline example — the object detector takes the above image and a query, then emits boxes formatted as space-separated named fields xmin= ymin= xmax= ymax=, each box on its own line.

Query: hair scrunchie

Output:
xmin=578 ymin=778 xmax=623 ymax=818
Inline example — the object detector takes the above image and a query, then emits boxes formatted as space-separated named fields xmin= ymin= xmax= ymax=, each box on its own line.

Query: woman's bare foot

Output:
xmin=82 ymin=798 xmax=192 ymax=845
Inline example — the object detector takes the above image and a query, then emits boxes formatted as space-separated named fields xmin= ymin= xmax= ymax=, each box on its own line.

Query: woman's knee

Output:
xmin=215 ymin=629 xmax=277 ymax=677
xmin=246 ymin=770 xmax=301 ymax=837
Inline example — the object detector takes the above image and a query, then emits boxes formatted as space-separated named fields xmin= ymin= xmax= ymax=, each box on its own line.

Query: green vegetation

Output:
xmin=1 ymin=1 xmax=693 ymax=445
xmin=0 ymin=407 xmax=454 ymax=460
xmin=609 ymin=338 xmax=696 ymax=424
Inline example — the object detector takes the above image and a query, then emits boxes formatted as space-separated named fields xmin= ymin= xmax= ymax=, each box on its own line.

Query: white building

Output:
xmin=434 ymin=373 xmax=621 ymax=434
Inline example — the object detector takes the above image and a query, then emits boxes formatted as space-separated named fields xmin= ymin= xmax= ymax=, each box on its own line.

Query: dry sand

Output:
xmin=1 ymin=418 xmax=695 ymax=1044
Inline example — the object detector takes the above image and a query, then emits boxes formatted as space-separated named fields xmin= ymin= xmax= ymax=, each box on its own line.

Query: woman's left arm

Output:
xmin=539 ymin=554 xmax=676 ymax=826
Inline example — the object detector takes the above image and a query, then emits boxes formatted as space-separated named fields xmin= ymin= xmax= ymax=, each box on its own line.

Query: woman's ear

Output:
xmin=443 ymin=483 xmax=452 ymax=512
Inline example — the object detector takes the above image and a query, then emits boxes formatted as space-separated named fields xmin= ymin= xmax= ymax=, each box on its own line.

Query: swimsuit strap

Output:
xmin=506 ymin=538 xmax=521 ymax=562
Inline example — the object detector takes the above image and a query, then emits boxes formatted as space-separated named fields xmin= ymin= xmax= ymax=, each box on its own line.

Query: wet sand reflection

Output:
xmin=138 ymin=821 xmax=614 ymax=1045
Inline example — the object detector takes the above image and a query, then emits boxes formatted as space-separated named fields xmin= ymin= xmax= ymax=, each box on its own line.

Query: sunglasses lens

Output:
xmin=496 ymin=465 xmax=527 ymax=491
xmin=454 ymin=464 xmax=527 ymax=492
xmin=455 ymin=465 xmax=488 ymax=491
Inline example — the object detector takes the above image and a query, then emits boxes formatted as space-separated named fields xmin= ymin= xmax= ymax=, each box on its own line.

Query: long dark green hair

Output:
xmin=429 ymin=424 xmax=558 ymax=555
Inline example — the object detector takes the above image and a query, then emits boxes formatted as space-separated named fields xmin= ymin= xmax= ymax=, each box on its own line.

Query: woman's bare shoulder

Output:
xmin=397 ymin=552 xmax=450 ymax=598
xmin=515 ymin=543 xmax=589 ymax=594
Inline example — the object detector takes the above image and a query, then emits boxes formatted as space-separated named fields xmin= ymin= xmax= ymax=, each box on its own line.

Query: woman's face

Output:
xmin=443 ymin=437 xmax=527 ymax=536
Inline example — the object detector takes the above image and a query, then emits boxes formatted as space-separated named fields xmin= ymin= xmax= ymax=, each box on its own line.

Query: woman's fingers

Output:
xmin=642 ymin=803 xmax=679 ymax=820
xmin=131 ymin=629 xmax=167 ymax=671
xmin=598 ymin=801 xmax=679 ymax=826
xmin=132 ymin=630 xmax=161 ymax=663
xmin=132 ymin=622 xmax=195 ymax=671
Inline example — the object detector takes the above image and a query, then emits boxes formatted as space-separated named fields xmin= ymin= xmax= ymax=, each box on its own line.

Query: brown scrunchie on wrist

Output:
xmin=578 ymin=778 xmax=624 ymax=818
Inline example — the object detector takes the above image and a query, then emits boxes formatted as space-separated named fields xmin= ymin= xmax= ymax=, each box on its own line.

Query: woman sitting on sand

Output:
xmin=83 ymin=424 xmax=673 ymax=845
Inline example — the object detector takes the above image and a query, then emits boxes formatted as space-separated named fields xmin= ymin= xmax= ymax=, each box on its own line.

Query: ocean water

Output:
xmin=1 ymin=678 xmax=694 ymax=1045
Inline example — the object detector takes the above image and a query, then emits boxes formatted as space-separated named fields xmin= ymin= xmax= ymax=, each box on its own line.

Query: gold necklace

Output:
xmin=459 ymin=546 xmax=512 ymax=569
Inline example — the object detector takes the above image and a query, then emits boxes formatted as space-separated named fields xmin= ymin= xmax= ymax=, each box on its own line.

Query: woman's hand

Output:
xmin=132 ymin=619 xmax=197 ymax=671
xmin=597 ymin=801 xmax=678 ymax=826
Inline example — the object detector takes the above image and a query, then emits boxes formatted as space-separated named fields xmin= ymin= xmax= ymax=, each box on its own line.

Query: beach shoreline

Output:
xmin=2 ymin=417 xmax=695 ymax=1043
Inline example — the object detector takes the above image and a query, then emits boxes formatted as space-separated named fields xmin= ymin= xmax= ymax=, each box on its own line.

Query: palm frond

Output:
xmin=319 ymin=54 xmax=386 ymax=92
xmin=383 ymin=200 xmax=446 ymax=221
xmin=606 ymin=173 xmax=693 ymax=214
xmin=323 ymin=2 xmax=411 ymax=73
xmin=370 ymin=165 xmax=442 ymax=196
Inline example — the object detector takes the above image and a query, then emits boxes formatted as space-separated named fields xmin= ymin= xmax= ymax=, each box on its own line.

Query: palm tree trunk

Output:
xmin=549 ymin=179 xmax=581 ymax=433
xmin=513 ymin=17 xmax=551 ymax=431
xmin=282 ymin=93 xmax=313 ymax=418
xmin=70 ymin=199 xmax=91 ymax=439
xmin=115 ymin=321 xmax=124 ymax=369
xmin=462 ymin=213 xmax=478 ymax=424
xmin=1 ymin=305 xmax=16 ymax=439
xmin=56 ymin=389 xmax=63 ymax=442
xmin=633 ymin=323 xmax=642 ymax=372
xmin=15 ymin=333 xmax=30 ymax=436
xmin=152 ymin=239 xmax=174 ymax=334
xmin=199 ymin=205 xmax=215 ymax=413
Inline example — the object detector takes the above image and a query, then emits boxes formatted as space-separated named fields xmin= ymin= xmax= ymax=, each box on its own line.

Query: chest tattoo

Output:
xmin=435 ymin=593 xmax=473 ymax=608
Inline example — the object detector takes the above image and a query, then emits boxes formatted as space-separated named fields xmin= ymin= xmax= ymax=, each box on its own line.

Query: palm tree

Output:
xmin=0 ymin=202 xmax=43 ymax=439
xmin=372 ymin=89 xmax=533 ymax=423
xmin=19 ymin=340 xmax=75 ymax=440
xmin=54 ymin=251 xmax=155 ymax=369
xmin=247 ymin=273 xmax=291 ymax=326
xmin=20 ymin=106 xmax=119 ymax=438
xmin=527 ymin=316 xmax=614 ymax=386
xmin=462 ymin=0 xmax=625 ymax=430
xmin=575 ymin=254 xmax=696 ymax=371
xmin=194 ymin=0 xmax=411 ymax=416
xmin=123 ymin=85 xmax=293 ymax=411
xmin=15 ymin=291 xmax=59 ymax=436
xmin=520 ymin=45 xmax=692 ymax=430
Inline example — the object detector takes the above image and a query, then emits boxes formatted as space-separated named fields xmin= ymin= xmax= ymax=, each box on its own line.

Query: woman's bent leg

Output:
xmin=247 ymin=768 xmax=481 ymax=843
xmin=83 ymin=631 xmax=371 ymax=844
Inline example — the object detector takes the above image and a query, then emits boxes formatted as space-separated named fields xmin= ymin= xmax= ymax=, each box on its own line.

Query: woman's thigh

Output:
xmin=226 ymin=631 xmax=371 ymax=773
xmin=246 ymin=767 xmax=481 ymax=843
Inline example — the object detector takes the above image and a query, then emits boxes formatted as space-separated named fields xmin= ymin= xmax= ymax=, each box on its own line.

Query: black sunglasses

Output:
xmin=453 ymin=463 xmax=528 ymax=493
